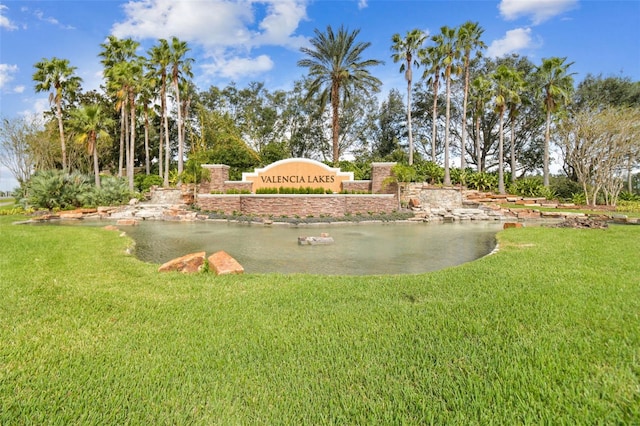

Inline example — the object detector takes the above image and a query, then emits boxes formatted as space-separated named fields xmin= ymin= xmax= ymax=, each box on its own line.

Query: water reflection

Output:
xmin=122 ymin=221 xmax=502 ymax=275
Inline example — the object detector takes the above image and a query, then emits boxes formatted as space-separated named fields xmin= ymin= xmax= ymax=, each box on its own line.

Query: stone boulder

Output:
xmin=208 ymin=251 xmax=244 ymax=275
xmin=503 ymin=222 xmax=523 ymax=229
xmin=158 ymin=251 xmax=206 ymax=273
xmin=116 ymin=219 xmax=139 ymax=226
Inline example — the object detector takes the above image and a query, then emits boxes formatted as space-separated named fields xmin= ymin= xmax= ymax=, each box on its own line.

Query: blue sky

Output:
xmin=0 ymin=0 xmax=639 ymax=190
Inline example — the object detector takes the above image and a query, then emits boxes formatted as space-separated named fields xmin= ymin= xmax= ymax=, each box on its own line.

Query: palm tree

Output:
xmin=536 ymin=57 xmax=575 ymax=187
xmin=470 ymin=75 xmax=492 ymax=172
xmin=169 ymin=37 xmax=194 ymax=178
xmin=298 ymin=25 xmax=383 ymax=166
xmin=109 ymin=58 xmax=144 ymax=191
xmin=33 ymin=57 xmax=83 ymax=172
xmin=492 ymin=65 xmax=523 ymax=194
xmin=420 ymin=41 xmax=444 ymax=163
xmin=437 ymin=25 xmax=461 ymax=186
xmin=69 ymin=104 xmax=113 ymax=188
xmin=391 ymin=29 xmax=426 ymax=165
xmin=457 ymin=21 xmax=486 ymax=170
xmin=99 ymin=36 xmax=140 ymax=179
xmin=148 ymin=38 xmax=171 ymax=186
xmin=506 ymin=69 xmax=526 ymax=182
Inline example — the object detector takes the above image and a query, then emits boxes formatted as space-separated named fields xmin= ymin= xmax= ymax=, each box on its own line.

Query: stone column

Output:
xmin=371 ymin=162 xmax=396 ymax=194
xmin=201 ymin=164 xmax=230 ymax=193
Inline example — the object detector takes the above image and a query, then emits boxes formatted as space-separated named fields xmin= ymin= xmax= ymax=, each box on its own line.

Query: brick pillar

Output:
xmin=371 ymin=162 xmax=396 ymax=194
xmin=201 ymin=164 xmax=230 ymax=193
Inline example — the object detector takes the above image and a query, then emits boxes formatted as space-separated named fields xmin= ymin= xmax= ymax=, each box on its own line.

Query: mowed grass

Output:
xmin=0 ymin=215 xmax=638 ymax=424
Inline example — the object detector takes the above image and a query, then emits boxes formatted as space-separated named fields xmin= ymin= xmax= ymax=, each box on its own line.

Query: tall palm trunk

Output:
xmin=128 ymin=90 xmax=136 ymax=191
xmin=475 ymin=113 xmax=482 ymax=172
xmin=331 ymin=81 xmax=340 ymax=166
xmin=143 ymin=107 xmax=150 ymax=175
xmin=406 ymin=75 xmax=414 ymax=165
xmin=173 ymin=77 xmax=184 ymax=177
xmin=510 ymin=119 xmax=516 ymax=182
xmin=55 ymin=100 xmax=67 ymax=172
xmin=91 ymin=135 xmax=101 ymax=188
xmin=544 ymin=109 xmax=551 ymax=187
xmin=498 ymin=111 xmax=505 ymax=194
xmin=444 ymin=72 xmax=452 ymax=185
xmin=431 ymin=79 xmax=439 ymax=162
xmin=118 ymin=104 xmax=126 ymax=178
xmin=460 ymin=65 xmax=470 ymax=171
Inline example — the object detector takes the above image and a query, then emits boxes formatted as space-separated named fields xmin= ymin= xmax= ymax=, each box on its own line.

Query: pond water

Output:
xmin=118 ymin=220 xmax=502 ymax=275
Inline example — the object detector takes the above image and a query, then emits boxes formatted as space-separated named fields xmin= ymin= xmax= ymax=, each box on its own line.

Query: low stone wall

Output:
xmin=197 ymin=194 xmax=397 ymax=217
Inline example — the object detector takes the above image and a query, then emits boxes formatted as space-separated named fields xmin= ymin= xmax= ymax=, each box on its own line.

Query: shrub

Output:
xmin=135 ymin=174 xmax=163 ymax=192
xmin=616 ymin=200 xmax=640 ymax=213
xmin=415 ymin=161 xmax=443 ymax=184
xmin=509 ymin=176 xmax=545 ymax=197
xmin=19 ymin=170 xmax=134 ymax=210
xmin=619 ymin=191 xmax=640 ymax=202
xmin=466 ymin=172 xmax=497 ymax=192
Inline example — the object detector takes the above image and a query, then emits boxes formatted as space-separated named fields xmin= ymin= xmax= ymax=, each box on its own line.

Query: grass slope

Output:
xmin=1 ymin=215 xmax=638 ymax=424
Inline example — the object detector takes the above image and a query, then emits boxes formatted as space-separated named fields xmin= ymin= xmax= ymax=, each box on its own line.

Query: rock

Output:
xmin=298 ymin=236 xmax=334 ymax=245
xmin=158 ymin=251 xmax=206 ymax=273
xmin=129 ymin=198 xmax=139 ymax=205
xmin=208 ymin=251 xmax=244 ymax=275
xmin=503 ymin=222 xmax=523 ymax=229
xmin=516 ymin=210 xmax=541 ymax=219
xmin=59 ymin=211 xmax=84 ymax=219
xmin=103 ymin=225 xmax=119 ymax=231
xmin=548 ymin=217 xmax=608 ymax=229
xmin=116 ymin=219 xmax=139 ymax=226
xmin=408 ymin=198 xmax=421 ymax=208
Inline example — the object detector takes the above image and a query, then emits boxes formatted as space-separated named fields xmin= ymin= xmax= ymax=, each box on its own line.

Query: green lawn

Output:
xmin=1 ymin=215 xmax=638 ymax=424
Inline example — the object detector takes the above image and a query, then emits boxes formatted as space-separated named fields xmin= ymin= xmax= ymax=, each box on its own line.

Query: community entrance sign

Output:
xmin=242 ymin=158 xmax=354 ymax=193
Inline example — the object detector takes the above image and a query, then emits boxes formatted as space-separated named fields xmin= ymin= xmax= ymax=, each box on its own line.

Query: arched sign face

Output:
xmin=242 ymin=158 xmax=354 ymax=193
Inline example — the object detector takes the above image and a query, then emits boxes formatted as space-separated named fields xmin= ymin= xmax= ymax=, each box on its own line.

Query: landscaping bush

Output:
xmin=466 ymin=172 xmax=498 ymax=192
xmin=135 ymin=174 xmax=163 ymax=192
xmin=19 ymin=170 xmax=134 ymax=210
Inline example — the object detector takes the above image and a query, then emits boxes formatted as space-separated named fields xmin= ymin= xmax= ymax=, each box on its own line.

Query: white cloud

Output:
xmin=0 ymin=4 xmax=18 ymax=30
xmin=0 ymin=64 xmax=18 ymax=90
xmin=358 ymin=0 xmax=368 ymax=10
xmin=202 ymin=54 xmax=274 ymax=80
xmin=499 ymin=0 xmax=578 ymax=25
xmin=112 ymin=0 xmax=308 ymax=81
xmin=33 ymin=8 xmax=75 ymax=29
xmin=487 ymin=27 xmax=539 ymax=58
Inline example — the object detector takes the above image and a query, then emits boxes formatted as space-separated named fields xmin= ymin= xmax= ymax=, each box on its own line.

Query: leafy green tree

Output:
xmin=573 ymin=74 xmax=640 ymax=109
xmin=457 ymin=21 xmax=486 ymax=170
xmin=375 ymin=89 xmax=406 ymax=158
xmin=536 ymin=57 xmax=575 ymax=187
xmin=0 ymin=116 xmax=42 ymax=186
xmin=33 ymin=57 xmax=83 ymax=172
xmin=298 ymin=25 xmax=383 ymax=165
xmin=391 ymin=29 xmax=426 ymax=165
xmin=68 ymin=104 xmax=114 ymax=187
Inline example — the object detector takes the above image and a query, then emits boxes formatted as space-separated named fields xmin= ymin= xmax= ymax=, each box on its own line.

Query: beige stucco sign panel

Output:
xmin=242 ymin=158 xmax=354 ymax=193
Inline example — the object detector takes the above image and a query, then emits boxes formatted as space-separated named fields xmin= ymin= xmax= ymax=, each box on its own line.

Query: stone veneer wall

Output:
xmin=342 ymin=180 xmax=372 ymax=192
xmin=198 ymin=194 xmax=397 ymax=216
xmin=404 ymin=184 xmax=463 ymax=209
xmin=371 ymin=162 xmax=397 ymax=194
xmin=200 ymin=165 xmax=230 ymax=193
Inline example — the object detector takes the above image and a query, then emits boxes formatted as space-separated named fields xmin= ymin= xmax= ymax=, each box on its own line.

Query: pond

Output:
xmin=119 ymin=220 xmax=503 ymax=275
